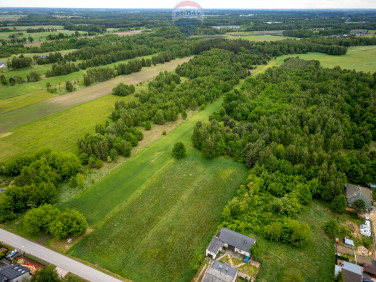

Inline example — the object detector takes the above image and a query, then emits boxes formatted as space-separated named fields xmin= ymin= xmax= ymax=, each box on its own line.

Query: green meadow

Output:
xmin=0 ymin=94 xmax=136 ymax=161
xmin=65 ymin=97 xmax=249 ymax=281
xmin=271 ymin=45 xmax=376 ymax=73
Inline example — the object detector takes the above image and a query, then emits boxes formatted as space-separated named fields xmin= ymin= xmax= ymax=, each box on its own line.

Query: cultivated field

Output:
xmin=0 ymin=57 xmax=191 ymax=133
xmin=257 ymin=201 xmax=335 ymax=281
xmin=0 ymin=94 xmax=136 ymax=162
xmin=272 ymin=45 xmax=376 ymax=73
xmin=65 ymin=97 xmax=249 ymax=281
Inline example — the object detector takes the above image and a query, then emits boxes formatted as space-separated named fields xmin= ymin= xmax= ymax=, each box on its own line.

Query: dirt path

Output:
xmin=0 ymin=57 xmax=191 ymax=133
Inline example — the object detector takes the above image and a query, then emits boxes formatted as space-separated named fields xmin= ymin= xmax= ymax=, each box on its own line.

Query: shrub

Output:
xmin=172 ymin=141 xmax=186 ymax=159
xmin=144 ymin=121 xmax=152 ymax=130
xmin=324 ymin=218 xmax=338 ymax=237
xmin=65 ymin=81 xmax=74 ymax=92
xmin=49 ymin=209 xmax=88 ymax=239
xmin=95 ymin=159 xmax=103 ymax=169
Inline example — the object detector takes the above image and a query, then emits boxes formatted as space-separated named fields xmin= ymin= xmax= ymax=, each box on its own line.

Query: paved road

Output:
xmin=0 ymin=228 xmax=123 ymax=282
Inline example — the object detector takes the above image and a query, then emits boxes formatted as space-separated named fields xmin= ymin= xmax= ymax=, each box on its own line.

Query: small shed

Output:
xmin=0 ymin=62 xmax=6 ymax=68
xmin=344 ymin=238 xmax=354 ymax=248
xmin=0 ymin=188 xmax=4 ymax=194
xmin=202 ymin=261 xmax=238 ymax=282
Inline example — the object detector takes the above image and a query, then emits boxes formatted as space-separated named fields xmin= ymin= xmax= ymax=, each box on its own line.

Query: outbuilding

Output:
xmin=202 ymin=261 xmax=237 ymax=282
xmin=0 ymin=263 xmax=31 ymax=282
xmin=345 ymin=184 xmax=373 ymax=210
xmin=0 ymin=62 xmax=6 ymax=69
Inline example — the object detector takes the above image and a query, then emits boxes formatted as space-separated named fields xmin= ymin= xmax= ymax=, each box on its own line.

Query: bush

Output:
xmin=24 ymin=204 xmax=59 ymax=233
xmin=49 ymin=209 xmax=88 ymax=239
xmin=95 ymin=159 xmax=103 ymax=169
xmin=79 ymin=153 xmax=89 ymax=165
xmin=181 ymin=110 xmax=187 ymax=119
xmin=112 ymin=83 xmax=135 ymax=96
xmin=76 ymin=173 xmax=85 ymax=187
xmin=144 ymin=121 xmax=152 ymax=130
xmin=27 ymin=71 xmax=40 ymax=82
xmin=69 ymin=176 xmax=78 ymax=187
xmin=65 ymin=81 xmax=74 ymax=92
xmin=324 ymin=218 xmax=338 ymax=237
xmin=162 ymin=130 xmax=167 ymax=135
xmin=172 ymin=141 xmax=186 ymax=159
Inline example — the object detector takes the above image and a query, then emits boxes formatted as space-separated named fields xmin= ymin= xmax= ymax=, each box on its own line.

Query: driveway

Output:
xmin=0 ymin=228 xmax=123 ymax=282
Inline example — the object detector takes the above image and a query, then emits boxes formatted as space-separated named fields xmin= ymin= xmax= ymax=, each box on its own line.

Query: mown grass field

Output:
xmin=65 ymin=97 xmax=249 ymax=281
xmin=271 ymin=45 xmax=376 ymax=73
xmin=257 ymin=201 xmax=335 ymax=281
xmin=0 ymin=94 xmax=136 ymax=161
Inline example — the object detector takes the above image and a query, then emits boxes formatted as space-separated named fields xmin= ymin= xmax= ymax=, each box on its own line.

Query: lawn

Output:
xmin=256 ymin=200 xmax=335 ymax=281
xmin=0 ymin=94 xmax=136 ymax=161
xmin=270 ymin=45 xmax=376 ymax=73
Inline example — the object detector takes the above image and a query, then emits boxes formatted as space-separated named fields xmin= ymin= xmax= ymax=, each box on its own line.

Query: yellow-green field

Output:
xmin=0 ymin=94 xmax=136 ymax=161
xmin=271 ymin=45 xmax=376 ymax=73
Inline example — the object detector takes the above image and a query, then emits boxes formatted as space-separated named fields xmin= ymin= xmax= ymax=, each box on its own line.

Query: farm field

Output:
xmin=257 ymin=201 xmax=335 ymax=281
xmin=0 ymin=56 xmax=191 ymax=133
xmin=0 ymin=94 xmax=136 ymax=161
xmin=271 ymin=45 xmax=376 ymax=73
xmin=66 ymin=97 xmax=249 ymax=281
xmin=0 ymin=53 xmax=154 ymax=100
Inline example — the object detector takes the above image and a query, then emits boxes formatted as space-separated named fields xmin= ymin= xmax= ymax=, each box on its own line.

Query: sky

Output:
xmin=0 ymin=0 xmax=376 ymax=9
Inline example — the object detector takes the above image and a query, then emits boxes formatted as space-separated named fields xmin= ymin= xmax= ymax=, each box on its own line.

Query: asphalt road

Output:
xmin=0 ymin=228 xmax=122 ymax=282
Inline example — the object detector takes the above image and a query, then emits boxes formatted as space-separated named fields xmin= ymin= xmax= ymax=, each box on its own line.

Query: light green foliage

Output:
xmin=49 ymin=209 xmax=88 ymax=239
xmin=24 ymin=204 xmax=60 ymax=233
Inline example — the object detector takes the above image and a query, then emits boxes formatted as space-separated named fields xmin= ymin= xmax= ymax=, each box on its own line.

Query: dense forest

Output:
xmin=192 ymin=58 xmax=376 ymax=247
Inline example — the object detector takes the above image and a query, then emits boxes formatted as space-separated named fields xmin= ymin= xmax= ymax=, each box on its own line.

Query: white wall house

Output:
xmin=206 ymin=228 xmax=256 ymax=259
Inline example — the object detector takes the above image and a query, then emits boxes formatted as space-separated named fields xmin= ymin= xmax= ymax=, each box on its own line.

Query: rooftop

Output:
xmin=202 ymin=261 xmax=237 ymax=282
xmin=218 ymin=228 xmax=256 ymax=253
xmin=345 ymin=184 xmax=372 ymax=205
xmin=364 ymin=264 xmax=376 ymax=276
xmin=207 ymin=236 xmax=224 ymax=254
xmin=0 ymin=263 xmax=30 ymax=280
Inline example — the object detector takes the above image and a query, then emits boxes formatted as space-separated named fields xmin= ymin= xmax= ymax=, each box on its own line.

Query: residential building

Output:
xmin=202 ymin=261 xmax=237 ymax=282
xmin=345 ymin=184 xmax=373 ymax=210
xmin=0 ymin=263 xmax=31 ymax=282
xmin=206 ymin=228 xmax=256 ymax=259
xmin=0 ymin=62 xmax=6 ymax=69
xmin=335 ymin=261 xmax=362 ymax=282
xmin=344 ymin=238 xmax=355 ymax=248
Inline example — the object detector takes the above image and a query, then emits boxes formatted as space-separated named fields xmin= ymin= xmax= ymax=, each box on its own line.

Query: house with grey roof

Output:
xmin=335 ymin=261 xmax=362 ymax=282
xmin=0 ymin=263 xmax=31 ymax=282
xmin=206 ymin=228 xmax=256 ymax=259
xmin=345 ymin=184 xmax=373 ymax=210
xmin=202 ymin=261 xmax=237 ymax=282
xmin=0 ymin=62 xmax=6 ymax=69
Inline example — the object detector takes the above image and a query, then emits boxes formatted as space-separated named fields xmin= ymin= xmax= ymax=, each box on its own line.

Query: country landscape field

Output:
xmin=0 ymin=5 xmax=376 ymax=282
